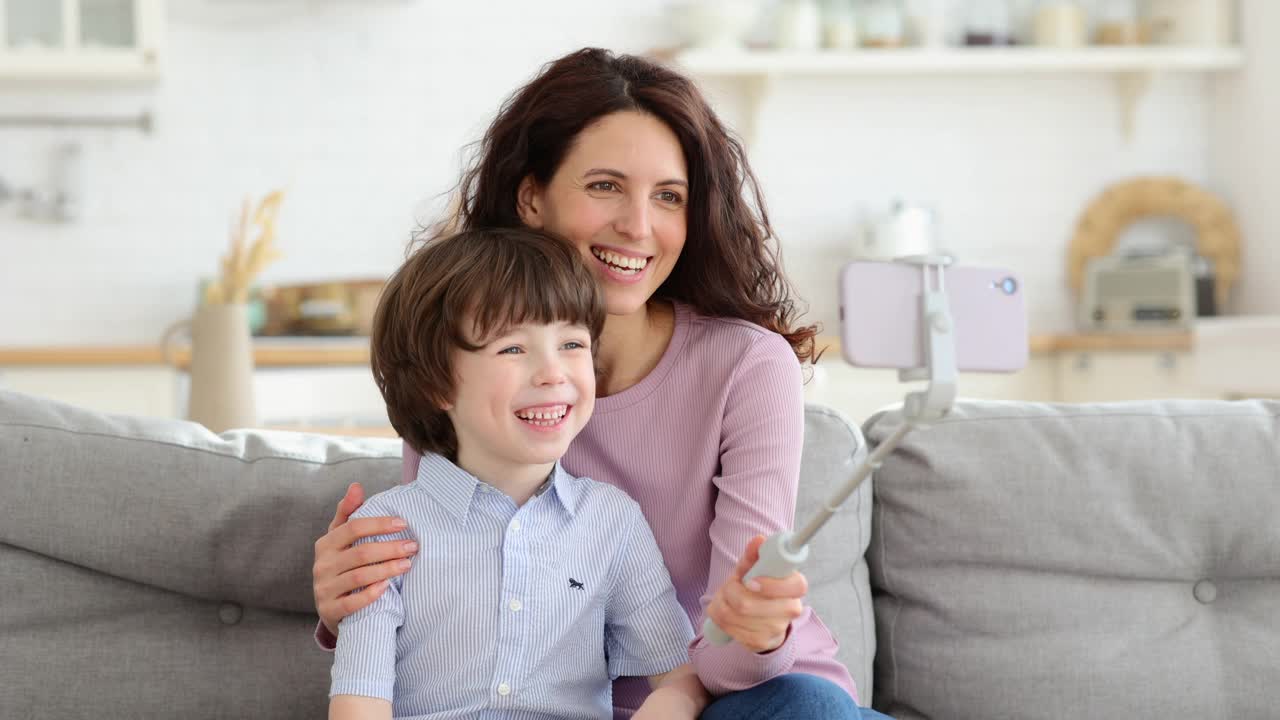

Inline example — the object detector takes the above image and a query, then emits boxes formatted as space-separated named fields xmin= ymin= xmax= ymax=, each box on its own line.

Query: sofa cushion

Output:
xmin=0 ymin=390 xmax=403 ymax=719
xmin=864 ymin=399 xmax=1280 ymax=720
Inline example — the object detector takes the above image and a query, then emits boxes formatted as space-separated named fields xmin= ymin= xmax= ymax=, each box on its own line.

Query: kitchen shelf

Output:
xmin=674 ymin=46 xmax=1244 ymax=76
xmin=671 ymin=46 xmax=1245 ymax=143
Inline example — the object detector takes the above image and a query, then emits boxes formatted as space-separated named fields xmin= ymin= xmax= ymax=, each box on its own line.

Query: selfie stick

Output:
xmin=702 ymin=254 xmax=958 ymax=646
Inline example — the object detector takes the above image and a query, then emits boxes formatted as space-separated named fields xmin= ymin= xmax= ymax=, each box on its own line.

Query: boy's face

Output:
xmin=445 ymin=320 xmax=596 ymax=478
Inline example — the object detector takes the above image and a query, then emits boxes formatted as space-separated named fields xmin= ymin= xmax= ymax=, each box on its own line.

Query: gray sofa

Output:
xmin=2 ymin=389 xmax=1277 ymax=718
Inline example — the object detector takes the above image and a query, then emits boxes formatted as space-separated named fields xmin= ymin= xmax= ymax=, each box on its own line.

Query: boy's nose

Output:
xmin=532 ymin=358 xmax=568 ymax=386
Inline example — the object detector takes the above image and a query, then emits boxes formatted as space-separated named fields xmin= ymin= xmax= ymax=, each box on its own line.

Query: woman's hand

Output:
xmin=313 ymin=482 xmax=418 ymax=636
xmin=703 ymin=535 xmax=807 ymax=653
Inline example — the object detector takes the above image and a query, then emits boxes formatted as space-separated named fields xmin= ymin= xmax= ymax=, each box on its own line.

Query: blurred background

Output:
xmin=0 ymin=0 xmax=1275 ymax=431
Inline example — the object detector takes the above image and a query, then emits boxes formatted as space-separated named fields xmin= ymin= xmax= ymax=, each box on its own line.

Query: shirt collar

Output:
xmin=546 ymin=461 xmax=583 ymax=518
xmin=414 ymin=453 xmax=582 ymax=522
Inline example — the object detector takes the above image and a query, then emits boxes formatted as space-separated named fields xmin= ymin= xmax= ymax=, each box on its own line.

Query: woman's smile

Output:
xmin=590 ymin=246 xmax=652 ymax=283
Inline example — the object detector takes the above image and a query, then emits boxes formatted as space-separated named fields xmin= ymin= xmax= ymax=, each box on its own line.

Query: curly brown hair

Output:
xmin=371 ymin=227 xmax=605 ymax=459
xmin=429 ymin=47 xmax=818 ymax=363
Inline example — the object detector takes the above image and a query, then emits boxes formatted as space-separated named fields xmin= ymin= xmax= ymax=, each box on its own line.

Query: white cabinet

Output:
xmin=804 ymin=356 xmax=1058 ymax=424
xmin=0 ymin=0 xmax=163 ymax=81
xmin=1053 ymin=351 xmax=1211 ymax=403
xmin=245 ymin=367 xmax=389 ymax=429
xmin=0 ymin=364 xmax=390 ymax=429
xmin=806 ymin=348 xmax=1224 ymax=423
xmin=0 ymin=366 xmax=179 ymax=418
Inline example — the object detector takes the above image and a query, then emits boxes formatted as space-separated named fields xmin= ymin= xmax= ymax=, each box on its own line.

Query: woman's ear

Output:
xmin=516 ymin=175 xmax=545 ymax=229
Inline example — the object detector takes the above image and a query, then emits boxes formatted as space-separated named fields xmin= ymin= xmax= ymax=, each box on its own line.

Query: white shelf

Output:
xmin=674 ymin=46 xmax=1245 ymax=77
xmin=672 ymin=46 xmax=1245 ymax=144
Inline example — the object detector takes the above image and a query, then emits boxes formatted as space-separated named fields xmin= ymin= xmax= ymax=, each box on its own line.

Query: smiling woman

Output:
xmin=313 ymin=47 xmax=891 ymax=720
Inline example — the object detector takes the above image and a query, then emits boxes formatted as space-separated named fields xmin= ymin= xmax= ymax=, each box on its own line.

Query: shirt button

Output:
xmin=508 ymin=599 xmax=523 ymax=612
xmin=497 ymin=682 xmax=511 ymax=696
xmin=510 ymin=519 xmax=521 ymax=531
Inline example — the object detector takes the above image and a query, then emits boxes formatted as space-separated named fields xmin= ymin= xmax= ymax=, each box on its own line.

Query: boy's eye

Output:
xmin=562 ymin=340 xmax=588 ymax=350
xmin=497 ymin=346 xmax=523 ymax=355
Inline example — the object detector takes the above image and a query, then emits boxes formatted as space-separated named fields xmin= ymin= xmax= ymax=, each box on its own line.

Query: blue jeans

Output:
xmin=699 ymin=673 xmax=894 ymax=720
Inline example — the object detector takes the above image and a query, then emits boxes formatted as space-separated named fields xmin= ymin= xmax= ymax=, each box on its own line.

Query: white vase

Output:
xmin=164 ymin=303 xmax=257 ymax=432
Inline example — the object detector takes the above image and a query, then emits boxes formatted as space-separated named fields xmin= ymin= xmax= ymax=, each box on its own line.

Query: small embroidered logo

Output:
xmin=568 ymin=578 xmax=585 ymax=590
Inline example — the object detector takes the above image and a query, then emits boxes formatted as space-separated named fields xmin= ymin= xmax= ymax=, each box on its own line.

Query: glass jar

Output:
xmin=964 ymin=0 xmax=1015 ymax=46
xmin=1095 ymin=0 xmax=1149 ymax=44
xmin=1032 ymin=0 xmax=1087 ymax=47
xmin=822 ymin=0 xmax=859 ymax=50
xmin=861 ymin=0 xmax=906 ymax=48
xmin=777 ymin=0 xmax=824 ymax=50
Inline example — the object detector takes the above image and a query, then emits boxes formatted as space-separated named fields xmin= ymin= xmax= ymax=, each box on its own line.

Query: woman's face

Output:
xmin=519 ymin=111 xmax=689 ymax=317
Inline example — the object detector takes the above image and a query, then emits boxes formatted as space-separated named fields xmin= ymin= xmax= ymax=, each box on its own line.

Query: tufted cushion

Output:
xmin=796 ymin=403 xmax=876 ymax=703
xmin=0 ymin=390 xmax=403 ymax=719
xmin=864 ymin=399 xmax=1280 ymax=719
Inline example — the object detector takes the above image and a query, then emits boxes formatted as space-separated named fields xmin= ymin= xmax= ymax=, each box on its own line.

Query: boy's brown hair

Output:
xmin=370 ymin=227 xmax=605 ymax=460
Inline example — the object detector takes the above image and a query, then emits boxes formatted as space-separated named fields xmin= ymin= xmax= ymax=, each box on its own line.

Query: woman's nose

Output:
xmin=613 ymin=194 xmax=652 ymax=241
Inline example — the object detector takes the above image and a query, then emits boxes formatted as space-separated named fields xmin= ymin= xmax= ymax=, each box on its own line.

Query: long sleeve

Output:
xmin=688 ymin=331 xmax=807 ymax=695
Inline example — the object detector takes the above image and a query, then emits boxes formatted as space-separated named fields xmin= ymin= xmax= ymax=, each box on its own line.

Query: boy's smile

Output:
xmin=444 ymin=320 xmax=595 ymax=500
xmin=514 ymin=403 xmax=572 ymax=430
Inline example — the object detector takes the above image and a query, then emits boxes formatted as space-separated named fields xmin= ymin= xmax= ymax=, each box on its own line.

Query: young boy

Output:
xmin=329 ymin=227 xmax=707 ymax=720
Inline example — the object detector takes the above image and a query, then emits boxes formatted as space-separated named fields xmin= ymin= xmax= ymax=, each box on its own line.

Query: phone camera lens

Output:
xmin=999 ymin=277 xmax=1018 ymax=295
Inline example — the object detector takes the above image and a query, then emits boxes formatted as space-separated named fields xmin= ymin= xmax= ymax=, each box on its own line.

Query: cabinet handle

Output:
xmin=1158 ymin=352 xmax=1178 ymax=371
xmin=1074 ymin=353 xmax=1092 ymax=372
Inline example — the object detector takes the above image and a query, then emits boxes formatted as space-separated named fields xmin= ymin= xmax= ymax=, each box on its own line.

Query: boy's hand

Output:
xmin=636 ymin=663 xmax=708 ymax=720
xmin=313 ymin=482 xmax=418 ymax=636
xmin=329 ymin=694 xmax=391 ymax=720
xmin=703 ymin=535 xmax=807 ymax=653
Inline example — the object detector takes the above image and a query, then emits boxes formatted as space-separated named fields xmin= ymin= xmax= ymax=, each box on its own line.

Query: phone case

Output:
xmin=838 ymin=261 xmax=1029 ymax=373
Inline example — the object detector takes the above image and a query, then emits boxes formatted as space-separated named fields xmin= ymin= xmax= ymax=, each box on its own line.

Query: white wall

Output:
xmin=1209 ymin=0 xmax=1280 ymax=315
xmin=0 ymin=0 xmax=1263 ymax=345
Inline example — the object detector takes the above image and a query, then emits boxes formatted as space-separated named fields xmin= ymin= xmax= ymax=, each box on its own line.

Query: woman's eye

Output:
xmin=657 ymin=190 xmax=683 ymax=204
xmin=587 ymin=181 xmax=617 ymax=192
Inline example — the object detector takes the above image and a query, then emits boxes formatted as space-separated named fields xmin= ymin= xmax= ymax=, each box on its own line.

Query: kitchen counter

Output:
xmin=0 ymin=338 xmax=372 ymax=368
xmin=0 ymin=332 xmax=1193 ymax=368
xmin=814 ymin=331 xmax=1192 ymax=359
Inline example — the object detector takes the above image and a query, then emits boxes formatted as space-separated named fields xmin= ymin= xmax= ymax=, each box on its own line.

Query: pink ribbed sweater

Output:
xmin=333 ymin=301 xmax=856 ymax=716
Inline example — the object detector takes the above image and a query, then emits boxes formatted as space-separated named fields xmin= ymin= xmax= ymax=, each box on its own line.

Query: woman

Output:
xmin=312 ymin=48 xmax=888 ymax=720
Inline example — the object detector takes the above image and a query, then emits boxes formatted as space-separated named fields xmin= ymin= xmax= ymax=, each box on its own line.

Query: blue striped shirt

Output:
xmin=330 ymin=453 xmax=694 ymax=719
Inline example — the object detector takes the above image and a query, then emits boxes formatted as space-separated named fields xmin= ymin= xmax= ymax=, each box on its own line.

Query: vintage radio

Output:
xmin=1079 ymin=253 xmax=1195 ymax=332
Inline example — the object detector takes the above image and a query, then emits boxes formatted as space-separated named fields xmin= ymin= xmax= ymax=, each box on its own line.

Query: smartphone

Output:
xmin=838 ymin=261 xmax=1029 ymax=373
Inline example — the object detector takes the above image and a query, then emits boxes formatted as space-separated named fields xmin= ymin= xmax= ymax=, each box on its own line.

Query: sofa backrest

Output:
xmin=0 ymin=390 xmax=403 ymax=718
xmin=864 ymin=399 xmax=1280 ymax=720
xmin=0 ymin=391 xmax=874 ymax=716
